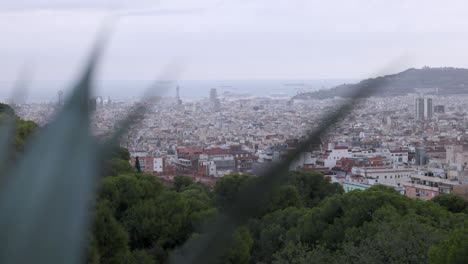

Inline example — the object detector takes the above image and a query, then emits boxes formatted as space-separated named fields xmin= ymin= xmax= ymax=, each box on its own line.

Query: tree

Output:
xmin=103 ymin=158 xmax=135 ymax=177
xmin=14 ymin=119 xmax=38 ymax=152
xmin=428 ymin=228 xmax=468 ymax=264
xmin=112 ymin=147 xmax=130 ymax=161
xmin=0 ymin=105 xmax=39 ymax=159
xmin=213 ymin=174 xmax=257 ymax=210
xmin=125 ymin=250 xmax=155 ymax=264
xmin=86 ymin=236 xmax=101 ymax=264
xmin=265 ymin=185 xmax=302 ymax=214
xmin=432 ymin=194 xmax=468 ymax=214
xmin=89 ymin=169 xmax=467 ymax=264
xmin=92 ymin=201 xmax=130 ymax=264
xmin=173 ymin=175 xmax=194 ymax=192
xmin=180 ymin=181 xmax=212 ymax=195
xmin=135 ymin=156 xmax=142 ymax=173
xmin=221 ymin=227 xmax=254 ymax=264
xmin=98 ymin=174 xmax=164 ymax=219
xmin=0 ymin=103 xmax=15 ymax=116
xmin=121 ymin=192 xmax=192 ymax=263
xmin=287 ymin=171 xmax=343 ymax=207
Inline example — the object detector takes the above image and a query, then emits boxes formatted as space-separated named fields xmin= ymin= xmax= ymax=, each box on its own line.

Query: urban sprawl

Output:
xmin=15 ymin=88 xmax=468 ymax=200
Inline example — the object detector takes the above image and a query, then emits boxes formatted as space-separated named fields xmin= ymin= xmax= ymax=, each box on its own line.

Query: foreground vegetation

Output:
xmin=0 ymin=103 xmax=38 ymax=158
xmin=89 ymin=152 xmax=468 ymax=264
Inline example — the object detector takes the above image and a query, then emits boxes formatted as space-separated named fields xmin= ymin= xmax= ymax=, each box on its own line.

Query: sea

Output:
xmin=0 ymin=79 xmax=357 ymax=103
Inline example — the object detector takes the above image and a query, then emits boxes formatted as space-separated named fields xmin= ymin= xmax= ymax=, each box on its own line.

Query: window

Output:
xmin=385 ymin=176 xmax=387 ymax=179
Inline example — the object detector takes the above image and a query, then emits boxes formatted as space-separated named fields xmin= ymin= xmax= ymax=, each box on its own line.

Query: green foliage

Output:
xmin=122 ymin=191 xmax=195 ymax=251
xmin=135 ymin=156 xmax=142 ymax=173
xmin=112 ymin=147 xmax=130 ymax=161
xmin=180 ymin=181 xmax=212 ymax=195
xmin=89 ymin=166 xmax=467 ymax=264
xmin=287 ymin=171 xmax=343 ymax=207
xmin=13 ymin=119 xmax=38 ymax=152
xmin=265 ymin=185 xmax=302 ymax=214
xmin=0 ymin=103 xmax=13 ymax=114
xmin=249 ymin=184 xmax=468 ymax=264
xmin=428 ymin=228 xmax=468 ymax=264
xmin=172 ymin=175 xmax=194 ymax=192
xmin=249 ymin=207 xmax=308 ymax=263
xmin=335 ymin=209 xmax=446 ymax=263
xmin=432 ymin=194 xmax=468 ymax=214
xmin=213 ymin=174 xmax=257 ymax=209
xmin=98 ymin=173 xmax=164 ymax=219
xmin=0 ymin=104 xmax=39 ymax=159
xmin=92 ymin=201 xmax=130 ymax=264
xmin=221 ymin=227 xmax=253 ymax=264
xmin=181 ymin=189 xmax=216 ymax=228
xmin=125 ymin=250 xmax=155 ymax=264
xmin=103 ymin=158 xmax=135 ymax=177
xmin=91 ymin=156 xmax=217 ymax=264
xmin=86 ymin=236 xmax=101 ymax=264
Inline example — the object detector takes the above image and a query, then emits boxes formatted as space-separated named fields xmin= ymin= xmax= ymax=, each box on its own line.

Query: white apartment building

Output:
xmin=351 ymin=166 xmax=413 ymax=188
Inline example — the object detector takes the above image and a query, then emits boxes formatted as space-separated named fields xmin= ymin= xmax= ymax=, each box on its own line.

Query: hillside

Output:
xmin=0 ymin=103 xmax=38 ymax=156
xmin=294 ymin=67 xmax=468 ymax=99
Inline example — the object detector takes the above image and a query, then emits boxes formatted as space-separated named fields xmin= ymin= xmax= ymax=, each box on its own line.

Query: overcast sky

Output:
xmin=2 ymin=0 xmax=468 ymax=81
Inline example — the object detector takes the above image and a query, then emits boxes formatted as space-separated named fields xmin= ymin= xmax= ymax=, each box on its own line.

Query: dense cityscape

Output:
xmin=14 ymin=85 xmax=468 ymax=200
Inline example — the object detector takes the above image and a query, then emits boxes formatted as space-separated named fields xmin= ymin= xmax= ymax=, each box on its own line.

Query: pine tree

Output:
xmin=135 ymin=156 xmax=142 ymax=173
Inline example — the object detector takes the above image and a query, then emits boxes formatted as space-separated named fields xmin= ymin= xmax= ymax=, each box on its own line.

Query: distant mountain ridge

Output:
xmin=294 ymin=67 xmax=468 ymax=99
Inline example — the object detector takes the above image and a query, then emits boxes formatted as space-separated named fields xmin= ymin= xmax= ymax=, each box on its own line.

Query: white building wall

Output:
xmin=323 ymin=148 xmax=353 ymax=168
xmin=351 ymin=167 xmax=413 ymax=187
xmin=153 ymin=158 xmax=163 ymax=173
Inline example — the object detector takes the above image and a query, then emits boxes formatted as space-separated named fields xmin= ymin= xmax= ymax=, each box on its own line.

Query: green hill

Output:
xmin=294 ymin=67 xmax=468 ymax=99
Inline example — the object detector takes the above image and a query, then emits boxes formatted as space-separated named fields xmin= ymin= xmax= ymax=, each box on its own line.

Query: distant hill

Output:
xmin=294 ymin=67 xmax=468 ymax=99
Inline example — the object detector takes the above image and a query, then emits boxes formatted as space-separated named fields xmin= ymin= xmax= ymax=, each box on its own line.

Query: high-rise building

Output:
xmin=209 ymin=88 xmax=217 ymax=104
xmin=176 ymin=86 xmax=182 ymax=105
xmin=424 ymin=98 xmax=433 ymax=120
xmin=214 ymin=98 xmax=221 ymax=112
xmin=415 ymin=98 xmax=424 ymax=120
xmin=415 ymin=97 xmax=432 ymax=120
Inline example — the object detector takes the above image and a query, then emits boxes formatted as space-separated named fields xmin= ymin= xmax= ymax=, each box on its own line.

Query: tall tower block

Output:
xmin=176 ymin=85 xmax=181 ymax=105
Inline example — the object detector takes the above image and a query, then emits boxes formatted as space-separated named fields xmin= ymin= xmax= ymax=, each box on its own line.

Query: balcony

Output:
xmin=404 ymin=182 xmax=438 ymax=192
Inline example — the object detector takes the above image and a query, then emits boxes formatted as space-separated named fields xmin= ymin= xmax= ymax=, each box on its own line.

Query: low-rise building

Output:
xmin=404 ymin=171 xmax=460 ymax=200
xmin=343 ymin=181 xmax=371 ymax=193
